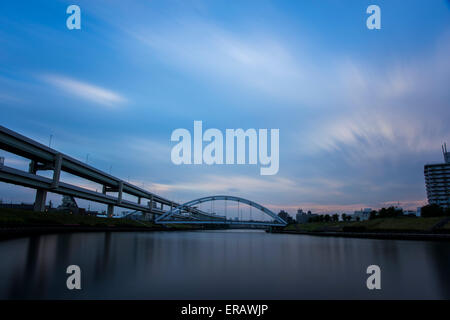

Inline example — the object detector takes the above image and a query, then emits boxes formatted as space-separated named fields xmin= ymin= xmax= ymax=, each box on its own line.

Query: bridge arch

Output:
xmin=156 ymin=195 xmax=287 ymax=226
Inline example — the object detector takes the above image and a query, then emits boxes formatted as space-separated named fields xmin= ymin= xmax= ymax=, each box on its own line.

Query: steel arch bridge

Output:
xmin=155 ymin=195 xmax=287 ymax=227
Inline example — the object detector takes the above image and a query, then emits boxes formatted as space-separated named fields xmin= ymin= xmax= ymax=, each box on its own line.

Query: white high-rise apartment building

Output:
xmin=424 ymin=144 xmax=450 ymax=208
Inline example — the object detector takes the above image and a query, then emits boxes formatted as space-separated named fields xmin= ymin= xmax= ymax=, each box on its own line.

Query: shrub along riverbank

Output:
xmin=0 ymin=208 xmax=201 ymax=240
xmin=283 ymin=216 xmax=449 ymax=233
xmin=277 ymin=216 xmax=450 ymax=241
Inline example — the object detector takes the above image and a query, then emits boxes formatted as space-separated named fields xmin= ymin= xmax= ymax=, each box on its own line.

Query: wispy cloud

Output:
xmin=40 ymin=74 xmax=127 ymax=107
xmin=301 ymin=36 xmax=450 ymax=161
xmin=130 ymin=19 xmax=318 ymax=104
xmin=305 ymin=113 xmax=446 ymax=160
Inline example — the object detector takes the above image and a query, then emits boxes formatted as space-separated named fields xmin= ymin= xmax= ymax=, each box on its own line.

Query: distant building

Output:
xmin=353 ymin=208 xmax=372 ymax=221
xmin=57 ymin=195 xmax=80 ymax=214
xmin=296 ymin=209 xmax=318 ymax=223
xmin=416 ymin=207 xmax=422 ymax=217
xmin=424 ymin=144 xmax=450 ymax=208
xmin=55 ymin=195 xmax=99 ymax=216
xmin=403 ymin=210 xmax=418 ymax=217
xmin=296 ymin=209 xmax=304 ymax=223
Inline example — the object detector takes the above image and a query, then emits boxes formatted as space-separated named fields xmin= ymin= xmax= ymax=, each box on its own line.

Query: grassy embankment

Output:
xmin=283 ymin=216 xmax=450 ymax=233
xmin=0 ymin=208 xmax=195 ymax=230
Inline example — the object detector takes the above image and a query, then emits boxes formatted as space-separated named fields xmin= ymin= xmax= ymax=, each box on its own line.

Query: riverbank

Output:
xmin=0 ymin=208 xmax=203 ymax=240
xmin=272 ymin=216 xmax=450 ymax=241
xmin=271 ymin=229 xmax=450 ymax=241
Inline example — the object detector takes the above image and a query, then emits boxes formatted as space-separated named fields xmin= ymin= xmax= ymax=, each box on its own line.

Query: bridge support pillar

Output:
xmin=33 ymin=189 xmax=47 ymax=212
xmin=144 ymin=212 xmax=155 ymax=222
xmin=107 ymin=204 xmax=114 ymax=217
xmin=149 ymin=195 xmax=153 ymax=209
xmin=51 ymin=153 xmax=62 ymax=189
xmin=28 ymin=160 xmax=37 ymax=174
xmin=117 ymin=181 xmax=123 ymax=204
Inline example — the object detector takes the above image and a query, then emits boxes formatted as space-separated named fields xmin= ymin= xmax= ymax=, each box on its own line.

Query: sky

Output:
xmin=0 ymin=0 xmax=449 ymax=215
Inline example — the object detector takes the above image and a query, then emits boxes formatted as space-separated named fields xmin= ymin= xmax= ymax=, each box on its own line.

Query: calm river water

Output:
xmin=0 ymin=230 xmax=449 ymax=299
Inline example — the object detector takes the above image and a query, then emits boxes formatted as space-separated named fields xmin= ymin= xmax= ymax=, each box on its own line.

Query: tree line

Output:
xmin=277 ymin=204 xmax=450 ymax=224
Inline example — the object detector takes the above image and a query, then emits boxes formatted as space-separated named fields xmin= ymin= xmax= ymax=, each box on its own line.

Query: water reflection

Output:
xmin=0 ymin=230 xmax=449 ymax=299
xmin=429 ymin=243 xmax=450 ymax=298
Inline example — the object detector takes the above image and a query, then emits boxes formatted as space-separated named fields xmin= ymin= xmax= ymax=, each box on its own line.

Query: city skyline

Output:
xmin=1 ymin=0 xmax=450 ymax=214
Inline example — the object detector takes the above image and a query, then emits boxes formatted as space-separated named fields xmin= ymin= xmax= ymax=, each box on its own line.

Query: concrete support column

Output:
xmin=28 ymin=160 xmax=37 ymax=174
xmin=51 ymin=153 xmax=62 ymax=189
xmin=33 ymin=189 xmax=47 ymax=212
xmin=107 ymin=204 xmax=114 ymax=217
xmin=148 ymin=196 xmax=154 ymax=222
xmin=117 ymin=181 xmax=123 ymax=204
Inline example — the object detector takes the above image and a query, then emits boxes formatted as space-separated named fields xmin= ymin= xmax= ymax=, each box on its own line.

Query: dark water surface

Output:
xmin=0 ymin=230 xmax=449 ymax=299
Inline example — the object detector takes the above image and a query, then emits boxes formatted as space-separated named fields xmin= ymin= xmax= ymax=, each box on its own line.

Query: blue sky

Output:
xmin=1 ymin=0 xmax=449 ymax=214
